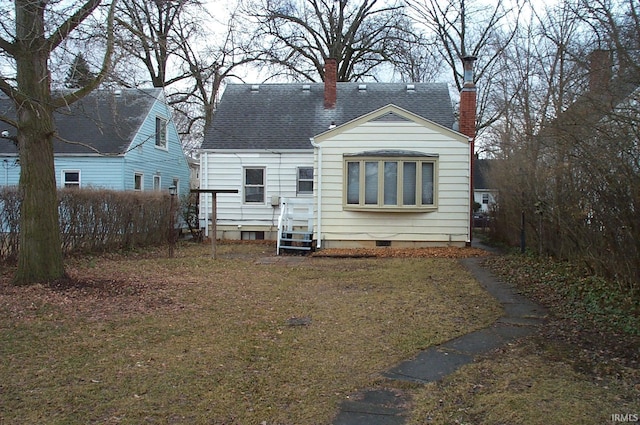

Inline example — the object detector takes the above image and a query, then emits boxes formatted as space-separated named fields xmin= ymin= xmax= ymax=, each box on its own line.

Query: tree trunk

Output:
xmin=12 ymin=0 xmax=65 ymax=284
xmin=14 ymin=106 xmax=65 ymax=285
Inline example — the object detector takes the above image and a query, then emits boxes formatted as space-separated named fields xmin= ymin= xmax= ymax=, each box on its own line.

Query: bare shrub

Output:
xmin=0 ymin=187 xmax=173 ymax=262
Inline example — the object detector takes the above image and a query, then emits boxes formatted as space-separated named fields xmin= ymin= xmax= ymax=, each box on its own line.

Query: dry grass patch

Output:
xmin=408 ymin=335 xmax=640 ymax=425
xmin=0 ymin=242 xmax=500 ymax=424
xmin=407 ymin=252 xmax=640 ymax=425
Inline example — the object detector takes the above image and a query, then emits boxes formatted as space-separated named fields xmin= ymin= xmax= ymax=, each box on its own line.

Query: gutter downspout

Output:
xmin=310 ymin=137 xmax=322 ymax=249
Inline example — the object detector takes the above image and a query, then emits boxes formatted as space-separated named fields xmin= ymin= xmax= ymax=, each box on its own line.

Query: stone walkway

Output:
xmin=332 ymin=256 xmax=548 ymax=425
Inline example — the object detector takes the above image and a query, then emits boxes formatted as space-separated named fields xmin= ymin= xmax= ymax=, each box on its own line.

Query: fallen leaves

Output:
xmin=312 ymin=246 xmax=490 ymax=259
xmin=0 ymin=264 xmax=180 ymax=322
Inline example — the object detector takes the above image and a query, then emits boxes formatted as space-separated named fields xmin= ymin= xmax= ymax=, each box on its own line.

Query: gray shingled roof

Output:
xmin=202 ymin=83 xmax=455 ymax=150
xmin=0 ymin=88 xmax=162 ymax=155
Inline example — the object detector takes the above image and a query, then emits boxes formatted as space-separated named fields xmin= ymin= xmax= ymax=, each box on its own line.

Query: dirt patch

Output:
xmin=45 ymin=275 xmax=147 ymax=296
xmin=0 ymin=266 xmax=182 ymax=322
xmin=536 ymin=317 xmax=640 ymax=375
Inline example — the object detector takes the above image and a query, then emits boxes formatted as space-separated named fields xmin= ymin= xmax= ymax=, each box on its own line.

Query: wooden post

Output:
xmin=190 ymin=189 xmax=238 ymax=259
xmin=211 ymin=192 xmax=217 ymax=258
xmin=168 ymin=185 xmax=177 ymax=258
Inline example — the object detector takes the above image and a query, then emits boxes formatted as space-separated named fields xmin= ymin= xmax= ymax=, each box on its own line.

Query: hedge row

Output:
xmin=0 ymin=187 xmax=175 ymax=262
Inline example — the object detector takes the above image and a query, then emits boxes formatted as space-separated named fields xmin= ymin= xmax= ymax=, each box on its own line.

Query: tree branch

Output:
xmin=0 ymin=36 xmax=16 ymax=56
xmin=52 ymin=0 xmax=118 ymax=109
xmin=46 ymin=0 xmax=104 ymax=51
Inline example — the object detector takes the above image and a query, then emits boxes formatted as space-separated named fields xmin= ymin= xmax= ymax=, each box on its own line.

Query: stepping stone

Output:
xmin=440 ymin=328 xmax=509 ymax=354
xmin=332 ymin=257 xmax=549 ymax=424
xmin=384 ymin=347 xmax=473 ymax=383
xmin=333 ymin=389 xmax=408 ymax=425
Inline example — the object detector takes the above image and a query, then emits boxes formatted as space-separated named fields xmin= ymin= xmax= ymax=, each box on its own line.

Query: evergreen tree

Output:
xmin=65 ymin=53 xmax=96 ymax=88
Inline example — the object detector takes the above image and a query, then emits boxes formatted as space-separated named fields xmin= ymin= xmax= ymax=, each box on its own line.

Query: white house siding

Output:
xmin=474 ymin=189 xmax=497 ymax=213
xmin=315 ymin=116 xmax=471 ymax=248
xmin=199 ymin=149 xmax=313 ymax=239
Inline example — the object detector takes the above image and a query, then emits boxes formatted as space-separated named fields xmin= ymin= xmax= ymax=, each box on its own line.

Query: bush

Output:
xmin=0 ymin=187 xmax=174 ymax=262
xmin=486 ymin=253 xmax=640 ymax=336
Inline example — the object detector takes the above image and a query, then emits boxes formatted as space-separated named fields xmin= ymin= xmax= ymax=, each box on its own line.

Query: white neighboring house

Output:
xmin=199 ymin=58 xmax=478 ymax=248
xmin=473 ymin=159 xmax=497 ymax=214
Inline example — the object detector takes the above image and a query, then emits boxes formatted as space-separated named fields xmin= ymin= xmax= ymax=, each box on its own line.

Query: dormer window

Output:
xmin=155 ymin=117 xmax=167 ymax=149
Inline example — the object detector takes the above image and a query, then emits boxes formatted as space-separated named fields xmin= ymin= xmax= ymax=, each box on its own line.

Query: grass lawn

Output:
xmin=408 ymin=333 xmax=640 ymax=425
xmin=0 ymin=242 xmax=501 ymax=424
xmin=408 ymin=253 xmax=640 ymax=425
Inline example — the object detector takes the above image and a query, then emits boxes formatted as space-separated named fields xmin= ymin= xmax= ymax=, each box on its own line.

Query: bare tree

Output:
xmin=114 ymin=0 xmax=200 ymax=88
xmin=112 ymin=0 xmax=260 ymax=152
xmin=487 ymin=0 xmax=640 ymax=288
xmin=405 ymin=0 xmax=523 ymax=133
xmin=168 ymin=4 xmax=262 ymax=152
xmin=391 ymin=32 xmax=444 ymax=82
xmin=245 ymin=0 xmax=414 ymax=82
xmin=0 ymin=0 xmax=116 ymax=285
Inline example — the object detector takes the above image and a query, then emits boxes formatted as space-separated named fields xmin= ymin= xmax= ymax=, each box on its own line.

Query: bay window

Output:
xmin=344 ymin=152 xmax=437 ymax=210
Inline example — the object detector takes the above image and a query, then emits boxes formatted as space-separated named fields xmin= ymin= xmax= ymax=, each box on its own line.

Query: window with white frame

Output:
xmin=244 ymin=167 xmax=265 ymax=203
xmin=344 ymin=153 xmax=437 ymax=210
xmin=153 ymin=175 xmax=161 ymax=191
xmin=63 ymin=170 xmax=80 ymax=188
xmin=482 ymin=193 xmax=489 ymax=204
xmin=155 ymin=117 xmax=167 ymax=149
xmin=297 ymin=167 xmax=313 ymax=194
xmin=134 ymin=173 xmax=143 ymax=190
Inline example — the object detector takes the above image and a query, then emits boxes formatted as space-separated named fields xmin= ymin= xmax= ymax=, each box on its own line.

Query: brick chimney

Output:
xmin=459 ymin=56 xmax=477 ymax=140
xmin=324 ymin=58 xmax=337 ymax=109
xmin=460 ymin=55 xmax=477 ymax=245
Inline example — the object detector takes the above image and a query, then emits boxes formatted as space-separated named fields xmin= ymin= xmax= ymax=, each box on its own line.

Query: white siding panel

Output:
xmin=316 ymin=118 xmax=470 ymax=245
xmin=200 ymin=150 xmax=313 ymax=230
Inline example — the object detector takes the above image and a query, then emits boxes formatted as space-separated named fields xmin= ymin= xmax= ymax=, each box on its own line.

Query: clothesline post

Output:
xmin=191 ymin=189 xmax=238 ymax=259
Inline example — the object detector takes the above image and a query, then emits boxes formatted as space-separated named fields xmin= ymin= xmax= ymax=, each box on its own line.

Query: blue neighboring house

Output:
xmin=0 ymin=88 xmax=190 ymax=195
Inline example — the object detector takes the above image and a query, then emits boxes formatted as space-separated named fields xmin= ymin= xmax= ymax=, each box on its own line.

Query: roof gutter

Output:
xmin=310 ymin=137 xmax=322 ymax=249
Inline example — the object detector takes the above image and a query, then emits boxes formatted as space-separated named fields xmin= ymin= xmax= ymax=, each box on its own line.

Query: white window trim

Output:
xmin=134 ymin=172 xmax=144 ymax=191
xmin=243 ymin=167 xmax=266 ymax=204
xmin=343 ymin=154 xmax=438 ymax=211
xmin=62 ymin=170 xmax=81 ymax=188
xmin=296 ymin=166 xmax=314 ymax=195
xmin=153 ymin=175 xmax=161 ymax=191
xmin=155 ymin=116 xmax=168 ymax=150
